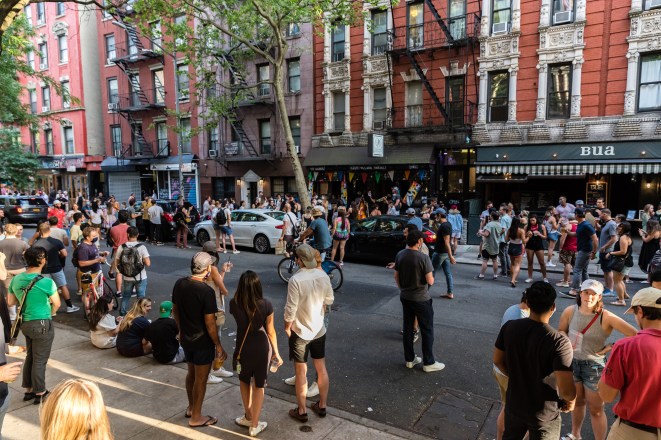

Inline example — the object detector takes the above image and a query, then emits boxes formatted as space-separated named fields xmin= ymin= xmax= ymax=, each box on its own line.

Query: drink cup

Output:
xmin=269 ymin=357 xmax=279 ymax=373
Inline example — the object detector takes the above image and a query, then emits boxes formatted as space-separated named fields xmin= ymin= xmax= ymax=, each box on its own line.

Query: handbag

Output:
xmin=215 ymin=295 xmax=226 ymax=326
xmin=10 ymin=275 xmax=44 ymax=344
xmin=275 ymin=240 xmax=286 ymax=255
xmin=568 ymin=308 xmax=601 ymax=353
xmin=232 ymin=310 xmax=255 ymax=374
xmin=607 ymin=255 xmax=625 ymax=272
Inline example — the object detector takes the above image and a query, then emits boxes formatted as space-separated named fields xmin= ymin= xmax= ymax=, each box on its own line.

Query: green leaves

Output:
xmin=0 ymin=128 xmax=40 ymax=189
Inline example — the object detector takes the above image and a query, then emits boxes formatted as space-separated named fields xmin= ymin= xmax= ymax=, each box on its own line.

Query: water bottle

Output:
xmin=269 ymin=357 xmax=279 ymax=373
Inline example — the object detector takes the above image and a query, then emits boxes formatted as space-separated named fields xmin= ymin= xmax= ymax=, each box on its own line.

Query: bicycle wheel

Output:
xmin=325 ymin=262 xmax=344 ymax=291
xmin=277 ymin=257 xmax=300 ymax=284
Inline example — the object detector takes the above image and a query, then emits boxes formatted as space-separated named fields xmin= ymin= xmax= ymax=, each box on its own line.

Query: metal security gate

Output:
xmin=108 ymin=172 xmax=142 ymax=204
xmin=182 ymin=173 xmax=197 ymax=207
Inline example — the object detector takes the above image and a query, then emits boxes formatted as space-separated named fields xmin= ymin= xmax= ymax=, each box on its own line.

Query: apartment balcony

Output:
xmin=119 ymin=142 xmax=155 ymax=159
xmin=109 ymin=46 xmax=163 ymax=65
xmin=220 ymin=141 xmax=276 ymax=162
xmin=388 ymin=13 xmax=480 ymax=55
xmin=113 ymin=90 xmax=166 ymax=113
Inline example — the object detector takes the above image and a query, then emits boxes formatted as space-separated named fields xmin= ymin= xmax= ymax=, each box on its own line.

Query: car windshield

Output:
xmin=353 ymin=218 xmax=377 ymax=232
xmin=264 ymin=212 xmax=285 ymax=221
xmin=20 ymin=198 xmax=47 ymax=206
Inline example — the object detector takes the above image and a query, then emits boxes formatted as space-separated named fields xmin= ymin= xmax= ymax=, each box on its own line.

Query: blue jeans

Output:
xmin=499 ymin=242 xmax=511 ymax=275
xmin=571 ymin=250 xmax=591 ymax=291
xmin=431 ymin=252 xmax=454 ymax=293
xmin=120 ymin=278 xmax=148 ymax=315
xmin=401 ymin=298 xmax=435 ymax=366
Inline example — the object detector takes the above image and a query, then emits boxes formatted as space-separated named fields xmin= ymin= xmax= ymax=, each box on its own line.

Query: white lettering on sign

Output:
xmin=580 ymin=146 xmax=615 ymax=156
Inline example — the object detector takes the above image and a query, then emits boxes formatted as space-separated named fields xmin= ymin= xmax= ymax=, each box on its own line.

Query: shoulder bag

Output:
xmin=10 ymin=275 xmax=44 ymax=344
xmin=232 ymin=310 xmax=255 ymax=374
xmin=568 ymin=307 xmax=601 ymax=353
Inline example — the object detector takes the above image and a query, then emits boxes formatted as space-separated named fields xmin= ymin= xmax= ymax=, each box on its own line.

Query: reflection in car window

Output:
xmin=22 ymin=198 xmax=48 ymax=206
xmin=377 ymin=220 xmax=403 ymax=232
xmin=353 ymin=218 xmax=377 ymax=232
xmin=264 ymin=212 xmax=285 ymax=221
xmin=231 ymin=212 xmax=244 ymax=221
xmin=242 ymin=213 xmax=266 ymax=222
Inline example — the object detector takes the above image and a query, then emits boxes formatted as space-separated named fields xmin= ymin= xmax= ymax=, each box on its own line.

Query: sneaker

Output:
xmin=624 ymin=279 xmax=633 ymax=284
xmin=423 ymin=361 xmax=446 ymax=373
xmin=556 ymin=281 xmax=570 ymax=287
xmin=339 ymin=261 xmax=344 ymax=267
xmin=233 ymin=250 xmax=240 ymax=254
xmin=76 ymin=289 xmax=82 ymax=296
xmin=66 ymin=305 xmax=80 ymax=313
xmin=560 ymin=290 xmax=578 ymax=299
xmin=543 ymin=278 xmax=549 ymax=283
xmin=235 ymin=416 xmax=252 ymax=428
xmin=284 ymin=376 xmax=296 ymax=386
xmin=212 ymin=367 xmax=233 ymax=378
xmin=525 ymin=278 xmax=534 ymax=283
xmin=307 ymin=381 xmax=319 ymax=397
xmin=547 ymin=262 xmax=557 ymax=267
xmin=475 ymin=274 xmax=485 ymax=280
xmin=207 ymin=374 xmax=223 ymax=384
xmin=406 ymin=356 xmax=422 ymax=369
xmin=601 ymin=289 xmax=616 ymax=297
xmin=155 ymin=242 xmax=165 ymax=246
xmin=249 ymin=421 xmax=268 ymax=437
xmin=223 ymin=250 xmax=228 ymax=254
xmin=413 ymin=330 xmax=420 ymax=343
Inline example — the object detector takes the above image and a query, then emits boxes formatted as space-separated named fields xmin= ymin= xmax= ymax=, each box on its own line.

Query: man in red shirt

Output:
xmin=109 ymin=210 xmax=130 ymax=290
xmin=47 ymin=201 xmax=66 ymax=228
xmin=598 ymin=282 xmax=661 ymax=439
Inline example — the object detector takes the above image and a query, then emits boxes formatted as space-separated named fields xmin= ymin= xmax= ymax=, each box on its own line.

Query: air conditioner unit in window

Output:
xmin=372 ymin=120 xmax=385 ymax=130
xmin=295 ymin=145 xmax=301 ymax=154
xmin=554 ymin=11 xmax=573 ymax=24
xmin=41 ymin=106 xmax=49 ymax=112
xmin=492 ymin=22 xmax=509 ymax=35
xmin=209 ymin=149 xmax=218 ymax=158
xmin=648 ymin=0 xmax=661 ymax=8
xmin=107 ymin=103 xmax=118 ymax=111
xmin=106 ymin=58 xmax=114 ymax=65
xmin=39 ymin=63 xmax=47 ymax=70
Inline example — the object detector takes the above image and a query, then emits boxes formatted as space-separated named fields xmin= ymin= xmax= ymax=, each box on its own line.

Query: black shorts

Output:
xmin=481 ymin=249 xmax=498 ymax=260
xmin=599 ymin=254 xmax=613 ymax=273
xmin=183 ymin=347 xmax=215 ymax=365
xmin=289 ymin=332 xmax=326 ymax=363
xmin=526 ymin=240 xmax=545 ymax=252
xmin=508 ymin=243 xmax=523 ymax=257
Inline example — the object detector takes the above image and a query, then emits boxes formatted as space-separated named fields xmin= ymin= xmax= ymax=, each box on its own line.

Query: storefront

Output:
xmin=100 ymin=157 xmax=154 ymax=203
xmin=150 ymin=154 xmax=200 ymax=207
xmin=36 ymin=156 xmax=98 ymax=200
xmin=475 ymin=141 xmax=661 ymax=215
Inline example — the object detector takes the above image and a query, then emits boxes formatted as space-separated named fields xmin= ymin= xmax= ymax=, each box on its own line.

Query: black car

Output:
xmin=134 ymin=200 xmax=200 ymax=241
xmin=345 ymin=215 xmax=437 ymax=263
xmin=0 ymin=196 xmax=49 ymax=224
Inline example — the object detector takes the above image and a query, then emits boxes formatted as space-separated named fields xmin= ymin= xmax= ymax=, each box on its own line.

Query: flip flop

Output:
xmin=440 ymin=293 xmax=454 ymax=299
xmin=184 ymin=408 xmax=191 ymax=418
xmin=189 ymin=416 xmax=217 ymax=428
xmin=610 ymin=300 xmax=626 ymax=307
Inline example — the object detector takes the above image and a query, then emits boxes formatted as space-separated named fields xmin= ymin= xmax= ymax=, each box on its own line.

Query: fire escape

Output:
xmin=109 ymin=6 xmax=169 ymax=161
xmin=387 ymin=0 xmax=480 ymax=132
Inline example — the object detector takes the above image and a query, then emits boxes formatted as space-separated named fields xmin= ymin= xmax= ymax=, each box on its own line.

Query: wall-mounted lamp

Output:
xmin=236 ymin=179 xmax=241 ymax=186
xmin=502 ymin=154 xmax=508 ymax=160
xmin=259 ymin=178 xmax=264 ymax=185
xmin=641 ymin=150 xmax=647 ymax=156
xmin=552 ymin=153 xmax=558 ymax=159
xmin=647 ymin=181 xmax=652 ymax=189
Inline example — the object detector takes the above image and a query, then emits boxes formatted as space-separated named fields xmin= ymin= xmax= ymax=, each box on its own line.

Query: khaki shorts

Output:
xmin=559 ymin=249 xmax=576 ymax=266
xmin=492 ymin=366 xmax=508 ymax=404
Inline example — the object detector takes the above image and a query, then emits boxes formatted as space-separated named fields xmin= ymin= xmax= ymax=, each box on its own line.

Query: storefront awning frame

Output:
xmin=303 ymin=145 xmax=435 ymax=169
xmin=476 ymin=162 xmax=661 ymax=176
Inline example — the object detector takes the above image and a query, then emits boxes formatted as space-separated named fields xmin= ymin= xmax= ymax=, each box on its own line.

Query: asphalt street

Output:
xmin=27 ymin=226 xmax=641 ymax=439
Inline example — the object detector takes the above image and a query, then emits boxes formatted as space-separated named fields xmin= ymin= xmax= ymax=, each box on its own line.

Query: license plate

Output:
xmin=33 ymin=209 xmax=40 ymax=212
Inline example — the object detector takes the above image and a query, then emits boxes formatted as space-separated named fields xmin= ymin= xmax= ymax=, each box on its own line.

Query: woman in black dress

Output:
xmin=231 ymin=271 xmax=282 ymax=437
xmin=638 ymin=219 xmax=661 ymax=273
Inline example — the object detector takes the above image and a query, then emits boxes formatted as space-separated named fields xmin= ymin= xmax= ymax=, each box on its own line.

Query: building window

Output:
xmin=639 ymin=53 xmax=661 ymax=111
xmin=56 ymin=2 xmax=65 ymax=16
xmin=446 ymin=76 xmax=465 ymax=125
xmin=287 ymin=59 xmax=300 ymax=92
xmin=131 ymin=123 xmax=143 ymax=155
xmin=36 ymin=2 xmax=45 ymax=24
xmin=57 ymin=35 xmax=68 ymax=63
xmin=333 ymin=92 xmax=345 ymax=131
xmin=105 ymin=34 xmax=116 ymax=62
xmin=449 ymin=0 xmax=466 ymax=39
xmin=406 ymin=81 xmax=423 ymax=127
xmin=129 ymin=75 xmax=141 ymax=107
xmin=286 ymin=23 xmax=300 ymax=37
xmin=488 ymin=72 xmax=509 ymax=122
xmin=208 ymin=127 xmax=219 ymax=153
xmin=331 ymin=24 xmax=345 ymax=62
xmin=407 ymin=3 xmax=424 ymax=49
xmin=646 ymin=0 xmax=661 ymax=10
xmin=156 ymin=122 xmax=168 ymax=154
xmin=552 ymin=0 xmax=574 ymax=25
xmin=63 ymin=126 xmax=74 ymax=154
xmin=180 ymin=118 xmax=191 ymax=153
xmin=289 ymin=117 xmax=301 ymax=153
xmin=257 ymin=64 xmax=270 ymax=96
xmin=491 ymin=0 xmax=511 ymax=34
xmin=547 ymin=64 xmax=572 ymax=119
xmin=373 ymin=87 xmax=387 ymax=127
xmin=41 ymin=86 xmax=51 ymax=112
xmin=151 ymin=21 xmax=162 ymax=51
xmin=45 ymin=128 xmax=53 ymax=155
xmin=371 ymin=10 xmax=388 ymax=55
xmin=174 ymin=15 xmax=186 ymax=47
xmin=259 ymin=120 xmax=271 ymax=154
xmin=30 ymin=131 xmax=40 ymax=155
xmin=177 ymin=65 xmax=190 ymax=100
xmin=38 ymin=43 xmax=48 ymax=69
xmin=107 ymin=78 xmax=119 ymax=104
xmin=153 ymin=69 xmax=165 ymax=103
xmin=29 ymin=90 xmax=37 ymax=114
xmin=272 ymin=177 xmax=285 ymax=194
xmin=61 ymin=80 xmax=70 ymax=109
xmin=23 ymin=5 xmax=32 ymax=26
xmin=111 ymin=125 xmax=122 ymax=156
xmin=102 ymin=0 xmax=111 ymax=18
xmin=127 ymin=30 xmax=138 ymax=57
xmin=27 ymin=50 xmax=35 ymax=69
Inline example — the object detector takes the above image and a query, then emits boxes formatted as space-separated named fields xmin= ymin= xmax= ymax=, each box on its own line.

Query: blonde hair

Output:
xmin=40 ymin=379 xmax=113 ymax=440
xmin=119 ymin=298 xmax=151 ymax=332
xmin=3 ymin=223 xmax=17 ymax=236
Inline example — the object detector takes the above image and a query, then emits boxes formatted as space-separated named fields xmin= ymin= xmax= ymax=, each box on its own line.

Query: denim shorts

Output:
xmin=548 ymin=231 xmax=560 ymax=242
xmin=220 ymin=226 xmax=233 ymax=235
xmin=45 ymin=270 xmax=67 ymax=288
xmin=572 ymin=359 xmax=605 ymax=392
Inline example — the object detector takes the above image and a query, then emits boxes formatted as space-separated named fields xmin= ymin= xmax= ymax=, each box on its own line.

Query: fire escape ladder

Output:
xmin=119 ymin=112 xmax=153 ymax=157
xmin=424 ymin=0 xmax=454 ymax=44
xmin=125 ymin=24 xmax=145 ymax=52
xmin=405 ymin=51 xmax=450 ymax=123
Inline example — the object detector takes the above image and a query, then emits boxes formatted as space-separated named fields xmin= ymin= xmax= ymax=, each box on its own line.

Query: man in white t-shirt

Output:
xmin=148 ymin=202 xmax=164 ymax=245
xmin=112 ymin=226 xmax=150 ymax=315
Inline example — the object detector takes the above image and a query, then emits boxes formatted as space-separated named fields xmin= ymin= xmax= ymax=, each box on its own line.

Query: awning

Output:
xmin=304 ymin=145 xmax=434 ymax=168
xmin=476 ymin=162 xmax=661 ymax=176
xmin=100 ymin=156 xmax=153 ymax=172
xmin=149 ymin=154 xmax=197 ymax=171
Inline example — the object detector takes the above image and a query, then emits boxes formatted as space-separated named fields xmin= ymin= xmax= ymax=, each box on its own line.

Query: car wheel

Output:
xmin=197 ymin=229 xmax=211 ymax=246
xmin=253 ymin=234 xmax=271 ymax=254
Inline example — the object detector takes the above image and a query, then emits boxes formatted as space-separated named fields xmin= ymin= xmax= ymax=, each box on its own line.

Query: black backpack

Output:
xmin=71 ymin=239 xmax=85 ymax=268
xmin=215 ymin=209 xmax=227 ymax=225
xmin=117 ymin=243 xmax=145 ymax=277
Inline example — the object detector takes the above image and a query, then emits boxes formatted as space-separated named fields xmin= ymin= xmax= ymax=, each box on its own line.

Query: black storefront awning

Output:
xmin=100 ymin=157 xmax=153 ymax=172
xmin=476 ymin=162 xmax=661 ymax=176
xmin=304 ymin=145 xmax=434 ymax=169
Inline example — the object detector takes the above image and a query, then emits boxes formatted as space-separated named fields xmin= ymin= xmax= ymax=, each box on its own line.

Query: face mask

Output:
xmin=92 ymin=237 xmax=98 ymax=243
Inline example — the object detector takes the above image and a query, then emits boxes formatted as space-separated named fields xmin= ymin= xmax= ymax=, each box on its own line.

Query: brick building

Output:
xmin=18 ymin=2 xmax=105 ymax=196
xmin=473 ymin=0 xmax=661 ymax=214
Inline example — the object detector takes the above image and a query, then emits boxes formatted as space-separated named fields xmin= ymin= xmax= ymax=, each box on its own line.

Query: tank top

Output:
xmin=568 ymin=305 xmax=607 ymax=362
xmin=613 ymin=235 xmax=632 ymax=261
xmin=562 ymin=223 xmax=578 ymax=252
xmin=508 ymin=228 xmax=523 ymax=245
xmin=528 ymin=224 xmax=543 ymax=247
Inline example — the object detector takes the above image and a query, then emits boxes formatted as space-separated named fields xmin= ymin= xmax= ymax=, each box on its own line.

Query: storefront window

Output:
xmin=447 ymin=169 xmax=464 ymax=193
xmin=468 ymin=167 xmax=476 ymax=193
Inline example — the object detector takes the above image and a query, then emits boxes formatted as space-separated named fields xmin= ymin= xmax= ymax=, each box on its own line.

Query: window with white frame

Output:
xmin=131 ymin=123 xmax=143 ymax=154
xmin=24 ymin=5 xmax=32 ymax=26
xmin=56 ymin=2 xmax=65 ymax=16
xmin=646 ymin=0 xmax=661 ymax=10
xmin=180 ymin=118 xmax=191 ymax=153
xmin=111 ymin=125 xmax=122 ymax=156
xmin=208 ymin=127 xmax=219 ymax=153
xmin=153 ymin=69 xmax=165 ymax=103
xmin=259 ymin=119 xmax=271 ymax=154
xmin=552 ymin=0 xmax=574 ymax=25
xmin=129 ymin=75 xmax=141 ymax=107
xmin=27 ymin=50 xmax=35 ymax=69
xmin=38 ymin=43 xmax=48 ymax=69
xmin=491 ymin=0 xmax=511 ymax=35
xmin=488 ymin=71 xmax=509 ymax=122
xmin=127 ymin=30 xmax=138 ymax=57
xmin=29 ymin=89 xmax=37 ymax=114
xmin=45 ymin=128 xmax=53 ymax=154
xmin=407 ymin=3 xmax=424 ymax=49
xmin=371 ymin=10 xmax=388 ymax=55
xmin=406 ymin=81 xmax=423 ymax=127
xmin=156 ymin=122 xmax=168 ymax=154
xmin=174 ymin=15 xmax=186 ymax=47
xmin=36 ymin=2 xmax=45 ymax=24
xmin=547 ymin=64 xmax=572 ymax=119
xmin=257 ymin=64 xmax=270 ymax=96
xmin=105 ymin=34 xmax=115 ymax=62
xmin=286 ymin=23 xmax=300 ymax=37
xmin=107 ymin=78 xmax=119 ymax=104
xmin=151 ymin=21 xmax=162 ymax=51
xmin=639 ymin=53 xmax=661 ymax=111
xmin=333 ymin=92 xmax=345 ymax=131
xmin=30 ymin=131 xmax=40 ymax=154
xmin=61 ymin=80 xmax=70 ymax=108
xmin=41 ymin=86 xmax=51 ymax=111
xmin=177 ymin=64 xmax=190 ymax=100
xmin=63 ymin=126 xmax=74 ymax=154
xmin=331 ymin=24 xmax=345 ymax=62
xmin=289 ymin=117 xmax=301 ymax=153
xmin=449 ymin=0 xmax=466 ymax=39
xmin=373 ymin=87 xmax=387 ymax=127
xmin=58 ymin=35 xmax=68 ymax=63
xmin=288 ymin=59 xmax=300 ymax=92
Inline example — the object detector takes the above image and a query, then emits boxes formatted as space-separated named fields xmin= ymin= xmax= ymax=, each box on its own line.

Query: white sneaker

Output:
xmin=547 ymin=262 xmax=556 ymax=267
xmin=235 ymin=415 xmax=252 ymax=428
xmin=307 ymin=381 xmax=319 ymax=397
xmin=543 ymin=278 xmax=549 ymax=283
xmin=249 ymin=421 xmax=267 ymax=437
xmin=66 ymin=305 xmax=80 ymax=313
xmin=233 ymin=250 xmax=240 ymax=254
xmin=423 ymin=361 xmax=446 ymax=373
xmin=223 ymin=250 xmax=228 ymax=254
xmin=211 ymin=367 xmax=233 ymax=378
xmin=556 ymin=281 xmax=569 ymax=287
xmin=207 ymin=374 xmax=223 ymax=384
xmin=406 ymin=356 xmax=422 ymax=369
xmin=284 ymin=376 xmax=296 ymax=386
xmin=525 ymin=278 xmax=534 ymax=283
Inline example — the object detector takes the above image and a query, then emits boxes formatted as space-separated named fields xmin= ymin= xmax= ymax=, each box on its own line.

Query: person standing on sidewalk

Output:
xmin=395 ymin=230 xmax=445 ymax=373
xmin=147 ymin=202 xmax=164 ymax=246
xmin=172 ymin=252 xmax=228 ymax=428
xmin=598 ymin=286 xmax=661 ymax=440
xmin=284 ymin=244 xmax=334 ymax=423
xmin=493 ymin=281 xmax=576 ymax=439
xmin=499 ymin=205 xmax=512 ymax=278
xmin=431 ymin=212 xmax=456 ymax=299
xmin=556 ymin=215 xmax=578 ymax=289
xmin=597 ymin=209 xmax=618 ymax=297
xmin=564 ymin=209 xmax=598 ymax=299
xmin=477 ymin=212 xmax=502 ymax=280
xmin=0 ymin=223 xmax=29 ymax=320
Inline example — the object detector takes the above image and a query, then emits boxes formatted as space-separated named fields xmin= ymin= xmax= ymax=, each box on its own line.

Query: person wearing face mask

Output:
xmin=76 ymin=227 xmax=110 ymax=312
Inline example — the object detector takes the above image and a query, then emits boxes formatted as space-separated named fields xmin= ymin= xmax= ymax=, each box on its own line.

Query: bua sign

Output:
xmin=580 ymin=146 xmax=615 ymax=156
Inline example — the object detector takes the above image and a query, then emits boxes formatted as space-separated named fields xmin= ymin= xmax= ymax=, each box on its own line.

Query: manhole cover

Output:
xmin=300 ymin=425 xmax=313 ymax=433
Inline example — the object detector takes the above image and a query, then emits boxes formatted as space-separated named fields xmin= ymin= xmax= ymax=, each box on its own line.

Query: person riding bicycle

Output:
xmin=297 ymin=208 xmax=332 ymax=261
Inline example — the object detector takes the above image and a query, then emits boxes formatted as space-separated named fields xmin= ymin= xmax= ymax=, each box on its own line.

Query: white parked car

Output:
xmin=193 ymin=209 xmax=286 ymax=253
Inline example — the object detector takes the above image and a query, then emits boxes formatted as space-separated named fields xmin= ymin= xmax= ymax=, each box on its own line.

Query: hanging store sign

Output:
xmin=368 ymin=133 xmax=385 ymax=158
xmin=41 ymin=157 xmax=85 ymax=170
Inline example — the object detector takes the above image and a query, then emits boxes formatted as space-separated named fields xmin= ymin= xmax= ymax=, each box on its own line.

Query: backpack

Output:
xmin=215 ymin=209 xmax=227 ymax=226
xmin=71 ymin=244 xmax=82 ymax=268
xmin=117 ymin=243 xmax=145 ymax=278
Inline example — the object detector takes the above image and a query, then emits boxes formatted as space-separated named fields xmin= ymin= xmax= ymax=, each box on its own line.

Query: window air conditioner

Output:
xmin=41 ymin=106 xmax=49 ymax=112
xmin=107 ymin=103 xmax=118 ymax=111
xmin=648 ymin=0 xmax=661 ymax=8
xmin=106 ymin=58 xmax=114 ymax=65
xmin=39 ymin=63 xmax=47 ymax=70
xmin=554 ymin=11 xmax=573 ymax=24
xmin=295 ymin=145 xmax=301 ymax=154
xmin=372 ymin=120 xmax=385 ymax=130
xmin=209 ymin=149 xmax=218 ymax=158
xmin=492 ymin=22 xmax=509 ymax=35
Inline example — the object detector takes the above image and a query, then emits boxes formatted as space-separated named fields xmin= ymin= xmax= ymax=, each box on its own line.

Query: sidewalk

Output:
xmin=4 ymin=323 xmax=430 ymax=440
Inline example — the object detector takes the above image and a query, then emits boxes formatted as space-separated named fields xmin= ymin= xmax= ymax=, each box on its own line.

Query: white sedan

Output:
xmin=193 ymin=209 xmax=286 ymax=253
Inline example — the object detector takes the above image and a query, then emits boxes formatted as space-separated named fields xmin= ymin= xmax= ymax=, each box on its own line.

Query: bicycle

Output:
xmin=277 ymin=243 xmax=343 ymax=290
xmin=81 ymin=270 xmax=118 ymax=320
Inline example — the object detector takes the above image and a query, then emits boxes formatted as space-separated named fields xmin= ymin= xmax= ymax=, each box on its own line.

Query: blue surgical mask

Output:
xmin=92 ymin=237 xmax=99 ymax=243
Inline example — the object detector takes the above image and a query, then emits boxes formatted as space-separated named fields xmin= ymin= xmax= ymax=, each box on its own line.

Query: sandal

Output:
xmin=311 ymin=401 xmax=327 ymax=417
xmin=189 ymin=415 xmax=218 ymax=428
xmin=33 ymin=391 xmax=49 ymax=405
xmin=440 ymin=293 xmax=454 ymax=299
xmin=561 ymin=434 xmax=581 ymax=440
xmin=610 ymin=300 xmax=627 ymax=306
xmin=288 ymin=408 xmax=308 ymax=423
xmin=185 ymin=408 xmax=192 ymax=418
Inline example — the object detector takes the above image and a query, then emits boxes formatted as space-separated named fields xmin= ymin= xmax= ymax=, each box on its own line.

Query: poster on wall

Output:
xmin=586 ymin=182 xmax=607 ymax=207
xmin=170 ymin=178 xmax=181 ymax=199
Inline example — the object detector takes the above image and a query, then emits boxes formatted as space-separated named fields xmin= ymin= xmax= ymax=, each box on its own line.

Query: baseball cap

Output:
xmin=575 ymin=200 xmax=585 ymax=205
xmin=406 ymin=208 xmax=416 ymax=215
xmin=625 ymin=287 xmax=661 ymax=314
xmin=450 ymin=204 xmax=458 ymax=210
xmin=580 ymin=279 xmax=604 ymax=296
xmin=295 ymin=244 xmax=318 ymax=269
xmin=159 ymin=301 xmax=173 ymax=318
xmin=433 ymin=208 xmax=446 ymax=215
xmin=311 ymin=207 xmax=323 ymax=217
xmin=575 ymin=208 xmax=585 ymax=218
xmin=191 ymin=252 xmax=216 ymax=274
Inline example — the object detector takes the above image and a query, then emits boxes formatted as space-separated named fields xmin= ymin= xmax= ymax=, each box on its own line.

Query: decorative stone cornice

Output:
xmin=52 ymin=21 xmax=69 ymax=37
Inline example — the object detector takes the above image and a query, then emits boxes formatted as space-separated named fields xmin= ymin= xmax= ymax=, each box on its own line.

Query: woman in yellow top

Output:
xmin=142 ymin=197 xmax=153 ymax=243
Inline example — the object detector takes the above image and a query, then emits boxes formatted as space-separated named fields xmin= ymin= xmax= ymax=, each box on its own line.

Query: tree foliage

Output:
xmin=0 ymin=128 xmax=41 ymax=189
